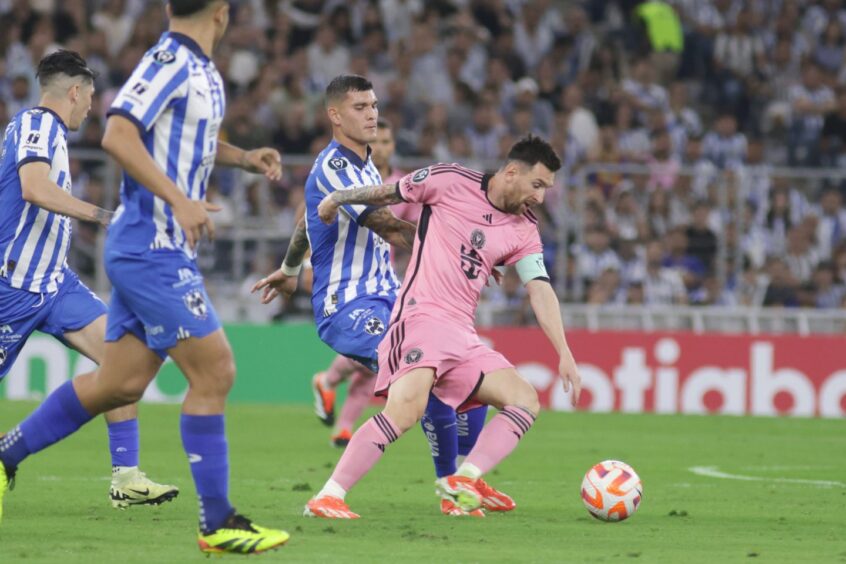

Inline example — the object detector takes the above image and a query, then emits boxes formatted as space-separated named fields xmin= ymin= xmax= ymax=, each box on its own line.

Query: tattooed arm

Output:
xmin=317 ymin=183 xmax=415 ymax=250
xmin=251 ymin=212 xmax=310 ymax=304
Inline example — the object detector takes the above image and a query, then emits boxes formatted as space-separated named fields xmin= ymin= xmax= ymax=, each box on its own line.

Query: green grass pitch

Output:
xmin=0 ymin=401 xmax=843 ymax=563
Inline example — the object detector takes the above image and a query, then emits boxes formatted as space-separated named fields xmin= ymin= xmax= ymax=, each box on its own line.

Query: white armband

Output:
xmin=515 ymin=253 xmax=549 ymax=285
xmin=280 ymin=262 xmax=302 ymax=276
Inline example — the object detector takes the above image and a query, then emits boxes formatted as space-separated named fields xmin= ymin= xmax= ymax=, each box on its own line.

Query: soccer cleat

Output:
xmin=440 ymin=498 xmax=485 ymax=517
xmin=475 ymin=478 xmax=516 ymax=512
xmin=303 ymin=496 xmax=360 ymax=519
xmin=331 ymin=428 xmax=352 ymax=448
xmin=312 ymin=373 xmax=336 ymax=426
xmin=110 ymin=467 xmax=179 ymax=509
xmin=0 ymin=460 xmax=14 ymax=524
xmin=434 ymin=475 xmax=482 ymax=513
xmin=198 ymin=512 xmax=289 ymax=554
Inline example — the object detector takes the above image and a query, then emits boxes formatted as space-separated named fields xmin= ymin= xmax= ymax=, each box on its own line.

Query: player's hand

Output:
xmin=558 ymin=350 xmax=582 ymax=408
xmin=241 ymin=148 xmax=283 ymax=181
xmin=173 ymin=199 xmax=221 ymax=249
xmin=251 ymin=269 xmax=299 ymax=304
xmin=318 ymin=194 xmax=340 ymax=224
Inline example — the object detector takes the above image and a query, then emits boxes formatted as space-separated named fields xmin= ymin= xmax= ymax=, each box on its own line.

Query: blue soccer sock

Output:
xmin=107 ymin=419 xmax=140 ymax=468
xmin=421 ymin=393 xmax=459 ymax=478
xmin=457 ymin=405 xmax=488 ymax=457
xmin=0 ymin=381 xmax=94 ymax=471
xmin=180 ymin=414 xmax=233 ymax=533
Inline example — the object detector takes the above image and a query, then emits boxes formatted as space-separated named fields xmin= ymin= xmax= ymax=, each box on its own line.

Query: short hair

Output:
xmin=169 ymin=0 xmax=223 ymax=17
xmin=376 ymin=117 xmax=392 ymax=130
xmin=36 ymin=50 xmax=96 ymax=88
xmin=325 ymin=74 xmax=373 ymax=105
xmin=506 ymin=134 xmax=562 ymax=173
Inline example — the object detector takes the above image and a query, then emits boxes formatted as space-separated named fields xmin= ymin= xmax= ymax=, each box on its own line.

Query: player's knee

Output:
xmin=512 ymin=378 xmax=540 ymax=418
xmin=206 ymin=354 xmax=236 ymax=396
xmin=111 ymin=377 xmax=147 ymax=405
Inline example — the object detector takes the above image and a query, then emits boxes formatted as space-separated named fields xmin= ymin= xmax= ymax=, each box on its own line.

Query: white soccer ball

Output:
xmin=580 ymin=460 xmax=643 ymax=522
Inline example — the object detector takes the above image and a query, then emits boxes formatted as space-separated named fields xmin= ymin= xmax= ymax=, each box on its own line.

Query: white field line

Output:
xmin=689 ymin=466 xmax=846 ymax=488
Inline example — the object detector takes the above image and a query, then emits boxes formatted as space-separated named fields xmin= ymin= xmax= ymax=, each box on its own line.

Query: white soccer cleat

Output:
xmin=110 ymin=466 xmax=179 ymax=509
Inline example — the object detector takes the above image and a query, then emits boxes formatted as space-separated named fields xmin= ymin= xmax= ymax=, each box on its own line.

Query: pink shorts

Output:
xmin=375 ymin=315 xmax=513 ymax=412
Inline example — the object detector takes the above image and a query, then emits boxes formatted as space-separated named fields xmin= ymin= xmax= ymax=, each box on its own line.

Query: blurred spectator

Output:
xmin=762 ymin=257 xmax=800 ymax=307
xmin=685 ymin=200 xmax=718 ymax=272
xmin=702 ymin=113 xmax=747 ymax=169
xmin=811 ymin=260 xmax=846 ymax=308
xmin=644 ymin=239 xmax=688 ymax=305
xmin=575 ymin=226 xmax=620 ymax=287
xmin=788 ymin=63 xmax=835 ymax=166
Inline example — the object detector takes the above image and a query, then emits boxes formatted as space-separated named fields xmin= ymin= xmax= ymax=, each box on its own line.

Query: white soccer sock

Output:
xmin=455 ymin=462 xmax=482 ymax=480
xmin=317 ymin=478 xmax=347 ymax=500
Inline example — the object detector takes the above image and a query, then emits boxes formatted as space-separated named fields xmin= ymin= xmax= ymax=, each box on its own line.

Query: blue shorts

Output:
xmin=104 ymin=249 xmax=220 ymax=358
xmin=0 ymin=270 xmax=106 ymax=378
xmin=317 ymin=297 xmax=393 ymax=372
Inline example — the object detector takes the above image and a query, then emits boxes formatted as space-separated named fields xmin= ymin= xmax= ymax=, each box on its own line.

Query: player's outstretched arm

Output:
xmin=19 ymin=162 xmax=113 ymax=227
xmin=362 ymin=208 xmax=416 ymax=251
xmin=216 ymin=141 xmax=282 ymax=181
xmin=252 ymin=217 xmax=309 ymax=304
xmin=317 ymin=183 xmax=401 ymax=223
xmin=102 ymin=115 xmax=220 ymax=248
xmin=526 ymin=279 xmax=582 ymax=407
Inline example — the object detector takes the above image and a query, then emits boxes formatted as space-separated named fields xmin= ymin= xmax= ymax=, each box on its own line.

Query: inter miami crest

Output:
xmin=364 ymin=316 xmax=385 ymax=336
xmin=183 ymin=289 xmax=208 ymax=320
xmin=405 ymin=348 xmax=423 ymax=364
xmin=328 ymin=157 xmax=348 ymax=170
xmin=411 ymin=168 xmax=430 ymax=183
xmin=470 ymin=229 xmax=486 ymax=250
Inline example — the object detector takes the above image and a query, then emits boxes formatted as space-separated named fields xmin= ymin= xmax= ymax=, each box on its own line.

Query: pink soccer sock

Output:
xmin=337 ymin=370 xmax=375 ymax=431
xmin=324 ymin=355 xmax=358 ymax=388
xmin=330 ymin=412 xmax=400 ymax=491
xmin=463 ymin=406 xmax=536 ymax=475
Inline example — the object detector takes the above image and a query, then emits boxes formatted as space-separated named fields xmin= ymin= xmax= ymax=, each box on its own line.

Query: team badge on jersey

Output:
xmin=364 ymin=316 xmax=385 ymax=336
xmin=183 ymin=289 xmax=208 ymax=320
xmin=405 ymin=348 xmax=423 ymax=364
xmin=328 ymin=157 xmax=348 ymax=170
xmin=470 ymin=229 xmax=486 ymax=250
xmin=460 ymin=244 xmax=483 ymax=280
xmin=411 ymin=168 xmax=430 ymax=183
xmin=153 ymin=50 xmax=176 ymax=64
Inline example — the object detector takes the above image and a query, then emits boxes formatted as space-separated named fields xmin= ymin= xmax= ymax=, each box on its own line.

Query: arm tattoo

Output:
xmin=283 ymin=219 xmax=310 ymax=268
xmin=93 ymin=208 xmax=113 ymax=227
xmin=331 ymin=183 xmax=402 ymax=206
xmin=363 ymin=207 xmax=416 ymax=251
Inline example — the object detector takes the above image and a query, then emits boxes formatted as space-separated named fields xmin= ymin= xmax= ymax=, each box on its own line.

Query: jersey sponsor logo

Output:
xmin=460 ymin=244 xmax=484 ymax=280
xmin=145 ymin=325 xmax=164 ymax=336
xmin=470 ymin=229 xmax=486 ymax=250
xmin=183 ymin=289 xmax=208 ymax=319
xmin=364 ymin=316 xmax=385 ymax=336
xmin=411 ymin=168 xmax=430 ymax=183
xmin=25 ymin=132 xmax=41 ymax=145
xmin=0 ymin=324 xmax=12 ymax=334
xmin=153 ymin=50 xmax=176 ymax=64
xmin=173 ymin=268 xmax=201 ymax=288
xmin=328 ymin=157 xmax=348 ymax=170
xmin=404 ymin=348 xmax=423 ymax=365
xmin=130 ymin=81 xmax=149 ymax=96
xmin=0 ymin=323 xmax=22 ymax=345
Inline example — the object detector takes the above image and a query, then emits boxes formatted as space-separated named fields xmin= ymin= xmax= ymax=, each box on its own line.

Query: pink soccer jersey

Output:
xmin=383 ymin=168 xmax=421 ymax=223
xmin=390 ymin=163 xmax=543 ymax=328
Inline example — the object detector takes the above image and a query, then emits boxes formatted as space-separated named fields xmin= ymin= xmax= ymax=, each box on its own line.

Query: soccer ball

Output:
xmin=580 ymin=460 xmax=643 ymax=522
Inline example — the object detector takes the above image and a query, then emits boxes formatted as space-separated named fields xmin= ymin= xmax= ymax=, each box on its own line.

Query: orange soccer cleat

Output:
xmin=312 ymin=373 xmax=336 ymax=426
xmin=440 ymin=499 xmax=485 ymax=517
xmin=331 ymin=428 xmax=352 ymax=448
xmin=475 ymin=478 xmax=516 ymax=512
xmin=434 ymin=475 xmax=482 ymax=513
xmin=303 ymin=496 xmax=360 ymax=519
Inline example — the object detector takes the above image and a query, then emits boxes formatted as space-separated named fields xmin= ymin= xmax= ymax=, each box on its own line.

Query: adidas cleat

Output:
xmin=475 ymin=478 xmax=516 ymax=512
xmin=434 ymin=475 xmax=482 ymax=513
xmin=110 ymin=467 xmax=179 ymax=509
xmin=312 ymin=373 xmax=336 ymax=426
xmin=441 ymin=498 xmax=485 ymax=517
xmin=331 ymin=428 xmax=352 ymax=448
xmin=303 ymin=496 xmax=359 ymax=519
xmin=198 ymin=512 xmax=289 ymax=554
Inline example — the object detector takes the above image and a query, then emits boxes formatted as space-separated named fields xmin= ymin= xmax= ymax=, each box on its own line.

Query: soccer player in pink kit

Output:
xmin=305 ymin=135 xmax=583 ymax=518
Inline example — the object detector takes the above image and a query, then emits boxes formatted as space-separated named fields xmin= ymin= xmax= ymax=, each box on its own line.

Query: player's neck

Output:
xmin=169 ymin=21 xmax=215 ymax=58
xmin=37 ymin=95 xmax=70 ymax=128
xmin=486 ymin=173 xmax=509 ymax=212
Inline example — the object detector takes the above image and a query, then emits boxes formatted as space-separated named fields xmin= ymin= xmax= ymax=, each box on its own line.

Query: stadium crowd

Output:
xmin=2 ymin=0 xmax=846 ymax=320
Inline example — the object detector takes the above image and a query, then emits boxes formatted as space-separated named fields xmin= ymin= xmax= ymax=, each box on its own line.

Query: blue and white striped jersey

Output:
xmin=305 ymin=140 xmax=400 ymax=321
xmin=0 ymin=107 xmax=72 ymax=294
xmin=107 ymin=32 xmax=225 ymax=258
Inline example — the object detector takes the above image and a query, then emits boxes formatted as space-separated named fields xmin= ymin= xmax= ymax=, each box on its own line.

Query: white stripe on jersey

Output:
xmin=345 ymin=225 xmax=370 ymax=304
xmin=316 ymin=176 xmax=351 ymax=315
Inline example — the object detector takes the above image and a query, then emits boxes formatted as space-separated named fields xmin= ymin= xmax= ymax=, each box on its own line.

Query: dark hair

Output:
xmin=36 ymin=50 xmax=96 ymax=87
xmin=506 ymin=134 xmax=562 ymax=172
xmin=169 ymin=0 xmax=223 ymax=17
xmin=376 ymin=117 xmax=392 ymax=130
xmin=325 ymin=74 xmax=373 ymax=104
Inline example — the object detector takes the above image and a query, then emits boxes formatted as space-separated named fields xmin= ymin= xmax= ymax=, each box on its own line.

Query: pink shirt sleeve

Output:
xmin=504 ymin=223 xmax=544 ymax=266
xmin=396 ymin=166 xmax=442 ymax=205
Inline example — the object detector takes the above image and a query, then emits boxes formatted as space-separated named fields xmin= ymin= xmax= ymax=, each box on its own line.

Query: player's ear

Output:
xmin=326 ymin=105 xmax=341 ymax=127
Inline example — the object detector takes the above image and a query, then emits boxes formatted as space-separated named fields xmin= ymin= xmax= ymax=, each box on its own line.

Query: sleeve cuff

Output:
xmin=106 ymin=108 xmax=147 ymax=135
xmin=394 ymin=181 xmax=407 ymax=203
xmin=356 ymin=205 xmax=378 ymax=226
xmin=17 ymin=156 xmax=51 ymax=170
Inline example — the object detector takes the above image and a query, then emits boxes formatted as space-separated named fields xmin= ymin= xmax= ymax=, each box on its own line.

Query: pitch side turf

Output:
xmin=0 ymin=401 xmax=843 ymax=563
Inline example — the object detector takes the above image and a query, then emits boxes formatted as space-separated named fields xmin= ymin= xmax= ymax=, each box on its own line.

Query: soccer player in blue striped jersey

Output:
xmin=0 ymin=1 xmax=289 ymax=555
xmin=254 ymin=75 xmax=515 ymax=517
xmin=0 ymin=50 xmax=178 ymax=509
